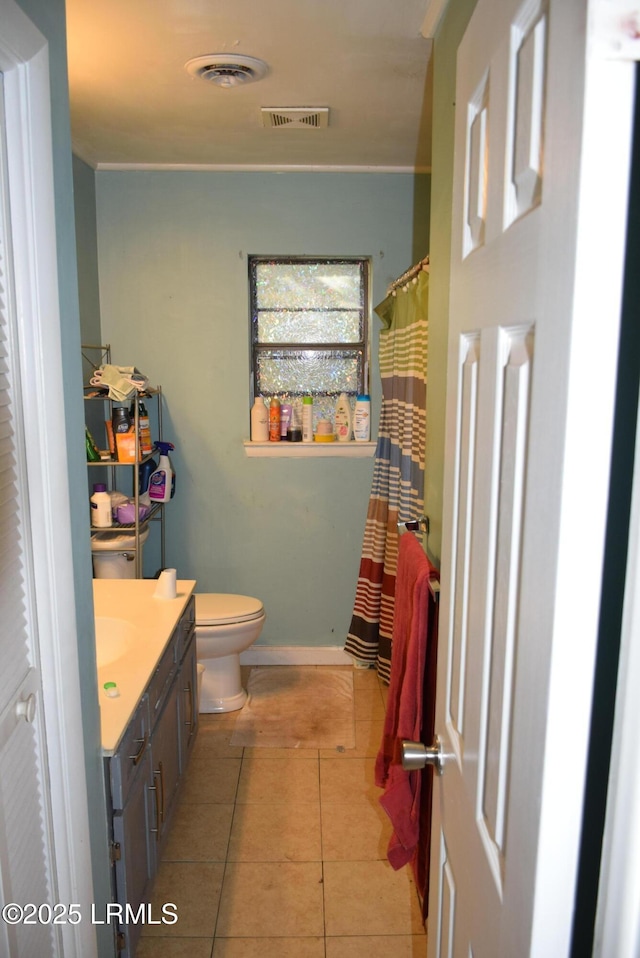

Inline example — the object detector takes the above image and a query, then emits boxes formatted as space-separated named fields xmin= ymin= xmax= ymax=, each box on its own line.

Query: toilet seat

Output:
xmin=196 ymin=593 xmax=264 ymax=626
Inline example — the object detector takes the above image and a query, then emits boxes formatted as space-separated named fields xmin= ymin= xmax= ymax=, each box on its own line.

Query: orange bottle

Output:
xmin=269 ymin=397 xmax=281 ymax=441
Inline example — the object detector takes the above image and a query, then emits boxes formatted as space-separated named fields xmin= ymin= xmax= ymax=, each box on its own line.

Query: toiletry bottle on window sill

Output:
xmin=280 ymin=401 xmax=292 ymax=440
xmin=335 ymin=392 xmax=353 ymax=441
xmin=269 ymin=397 xmax=281 ymax=441
xmin=354 ymin=394 xmax=371 ymax=441
xmin=302 ymin=396 xmax=313 ymax=442
xmin=250 ymin=396 xmax=269 ymax=441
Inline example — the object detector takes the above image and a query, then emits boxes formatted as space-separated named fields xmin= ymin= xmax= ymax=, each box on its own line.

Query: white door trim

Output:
xmin=0 ymin=3 xmax=96 ymax=955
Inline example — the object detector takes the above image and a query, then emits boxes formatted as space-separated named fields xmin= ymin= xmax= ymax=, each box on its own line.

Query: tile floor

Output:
xmin=138 ymin=665 xmax=428 ymax=958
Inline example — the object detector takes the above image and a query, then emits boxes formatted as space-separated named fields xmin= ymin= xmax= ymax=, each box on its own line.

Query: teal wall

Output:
xmin=73 ymin=154 xmax=102 ymax=346
xmin=14 ymin=1 xmax=112 ymax=954
xmin=95 ymin=171 xmax=430 ymax=648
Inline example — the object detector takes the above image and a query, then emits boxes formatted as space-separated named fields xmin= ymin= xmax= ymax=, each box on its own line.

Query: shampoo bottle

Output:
xmin=335 ymin=392 xmax=353 ymax=441
xmin=354 ymin=394 xmax=371 ymax=441
xmin=148 ymin=441 xmax=175 ymax=502
xmin=250 ymin=397 xmax=269 ymax=441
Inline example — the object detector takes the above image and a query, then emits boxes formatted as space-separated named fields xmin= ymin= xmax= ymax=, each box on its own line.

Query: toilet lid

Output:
xmin=195 ymin=593 xmax=264 ymax=626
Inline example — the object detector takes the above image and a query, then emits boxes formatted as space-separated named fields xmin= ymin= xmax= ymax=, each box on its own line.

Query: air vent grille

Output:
xmin=261 ymin=108 xmax=329 ymax=129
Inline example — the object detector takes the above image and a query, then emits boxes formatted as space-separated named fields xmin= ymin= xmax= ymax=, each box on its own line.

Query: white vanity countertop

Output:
xmin=93 ymin=578 xmax=196 ymax=754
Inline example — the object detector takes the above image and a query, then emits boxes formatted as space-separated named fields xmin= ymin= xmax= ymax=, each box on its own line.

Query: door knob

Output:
xmin=15 ymin=694 xmax=37 ymax=724
xmin=401 ymin=735 xmax=444 ymax=775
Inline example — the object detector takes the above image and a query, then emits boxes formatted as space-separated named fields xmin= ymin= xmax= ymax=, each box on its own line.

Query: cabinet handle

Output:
xmin=155 ymin=760 xmax=165 ymax=825
xmin=184 ymin=681 xmax=193 ymax=729
xmin=129 ymin=733 xmax=148 ymax=766
xmin=149 ymin=762 xmax=164 ymax=839
xmin=149 ymin=772 xmax=161 ymax=839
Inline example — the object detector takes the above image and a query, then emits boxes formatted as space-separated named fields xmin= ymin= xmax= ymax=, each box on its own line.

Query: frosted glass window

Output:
xmin=250 ymin=257 xmax=369 ymax=428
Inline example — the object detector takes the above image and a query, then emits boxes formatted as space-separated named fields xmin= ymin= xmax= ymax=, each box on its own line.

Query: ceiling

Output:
xmin=65 ymin=0 xmax=436 ymax=172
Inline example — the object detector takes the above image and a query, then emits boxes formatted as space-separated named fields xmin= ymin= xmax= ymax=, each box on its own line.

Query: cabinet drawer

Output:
xmin=109 ymin=694 xmax=150 ymax=810
xmin=148 ymin=633 xmax=178 ymax=721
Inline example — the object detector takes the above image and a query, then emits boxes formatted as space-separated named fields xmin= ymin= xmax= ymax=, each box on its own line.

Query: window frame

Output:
xmin=248 ymin=255 xmax=370 ymax=405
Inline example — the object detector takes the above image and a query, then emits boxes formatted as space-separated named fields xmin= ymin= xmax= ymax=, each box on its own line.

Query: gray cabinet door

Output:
xmin=179 ymin=637 xmax=199 ymax=771
xmin=150 ymin=680 xmax=180 ymax=850
xmin=112 ymin=749 xmax=154 ymax=957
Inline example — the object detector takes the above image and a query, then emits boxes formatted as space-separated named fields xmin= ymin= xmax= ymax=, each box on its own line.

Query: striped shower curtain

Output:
xmin=345 ymin=268 xmax=428 ymax=682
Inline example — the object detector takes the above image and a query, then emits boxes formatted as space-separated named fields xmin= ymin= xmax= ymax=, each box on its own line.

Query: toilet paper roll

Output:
xmin=153 ymin=568 xmax=177 ymax=600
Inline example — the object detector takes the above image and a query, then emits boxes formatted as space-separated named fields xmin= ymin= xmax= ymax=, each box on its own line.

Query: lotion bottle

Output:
xmin=250 ymin=396 xmax=269 ymax=441
xmin=335 ymin=392 xmax=353 ymax=441
xmin=354 ymin=394 xmax=371 ymax=441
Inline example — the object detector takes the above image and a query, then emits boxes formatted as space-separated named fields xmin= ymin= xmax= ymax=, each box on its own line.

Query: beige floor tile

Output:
xmin=228 ymin=803 xmax=322 ymax=861
xmin=354 ymin=688 xmax=386 ymax=721
xmin=323 ymin=860 xmax=425 ymax=937
xmin=241 ymin=745 xmax=319 ymax=760
xmin=142 ymin=861 xmax=224 ymax=938
xmin=192 ymin=717 xmax=244 ymax=758
xmin=326 ymin=935 xmax=427 ymax=958
xmin=236 ymin=757 xmax=319 ymax=804
xmin=320 ymin=757 xmax=379 ymax=805
xmin=162 ymin=803 xmax=234 ymax=862
xmin=136 ymin=938 xmax=213 ymax=958
xmin=213 ymin=937 xmax=325 ymax=957
xmin=179 ymin=757 xmax=241 ymax=804
xmin=321 ymin=801 xmax=391 ymax=861
xmin=352 ymin=667 xmax=381 ymax=690
xmin=320 ymin=720 xmax=384 ymax=760
xmin=216 ymin=861 xmax=324 ymax=937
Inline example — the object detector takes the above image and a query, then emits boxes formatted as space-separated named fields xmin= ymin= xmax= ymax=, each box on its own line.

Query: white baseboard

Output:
xmin=240 ymin=645 xmax=358 ymax=667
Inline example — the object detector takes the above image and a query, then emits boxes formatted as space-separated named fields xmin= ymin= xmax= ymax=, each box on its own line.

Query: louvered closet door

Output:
xmin=427 ymin=0 xmax=634 ymax=955
xmin=0 ymin=74 xmax=56 ymax=958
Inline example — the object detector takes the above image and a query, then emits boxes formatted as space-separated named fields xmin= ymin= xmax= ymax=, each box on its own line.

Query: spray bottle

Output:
xmin=148 ymin=441 xmax=175 ymax=502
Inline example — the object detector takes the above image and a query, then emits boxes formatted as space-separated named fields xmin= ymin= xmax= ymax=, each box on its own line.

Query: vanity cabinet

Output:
xmin=105 ymin=594 xmax=197 ymax=957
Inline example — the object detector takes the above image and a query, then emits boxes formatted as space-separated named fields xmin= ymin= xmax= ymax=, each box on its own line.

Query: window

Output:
xmin=249 ymin=256 xmax=369 ymax=425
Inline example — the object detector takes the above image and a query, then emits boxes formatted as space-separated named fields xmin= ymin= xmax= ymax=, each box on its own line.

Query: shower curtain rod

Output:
xmin=387 ymin=255 xmax=430 ymax=296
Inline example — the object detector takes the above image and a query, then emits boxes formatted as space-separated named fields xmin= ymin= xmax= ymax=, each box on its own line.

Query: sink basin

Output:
xmin=95 ymin=616 xmax=139 ymax=669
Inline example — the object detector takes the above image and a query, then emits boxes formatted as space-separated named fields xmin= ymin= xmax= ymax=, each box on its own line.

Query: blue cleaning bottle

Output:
xmin=148 ymin=442 xmax=175 ymax=502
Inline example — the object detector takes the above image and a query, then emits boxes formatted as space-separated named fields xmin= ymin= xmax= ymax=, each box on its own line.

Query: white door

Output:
xmin=428 ymin=0 xmax=636 ymax=955
xmin=0 ymin=72 xmax=57 ymax=958
xmin=0 ymin=3 xmax=98 ymax=955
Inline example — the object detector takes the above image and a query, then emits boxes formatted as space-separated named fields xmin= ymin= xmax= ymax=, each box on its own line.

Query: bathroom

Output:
xmin=73 ymin=122 xmax=433 ymax=958
xmin=0 ymin=0 xmax=450 ymax=952
xmin=4 ymin=0 xmax=639 ymax=956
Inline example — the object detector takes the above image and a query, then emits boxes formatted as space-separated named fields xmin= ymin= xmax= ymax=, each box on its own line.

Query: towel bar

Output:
xmin=397 ymin=516 xmax=429 ymax=535
xmin=397 ymin=517 xmax=440 ymax=602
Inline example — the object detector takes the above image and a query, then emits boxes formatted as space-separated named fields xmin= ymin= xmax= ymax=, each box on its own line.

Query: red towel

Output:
xmin=375 ymin=531 xmax=439 ymax=888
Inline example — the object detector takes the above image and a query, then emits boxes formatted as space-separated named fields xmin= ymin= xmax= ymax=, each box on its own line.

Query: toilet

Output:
xmin=195 ymin=593 xmax=266 ymax=713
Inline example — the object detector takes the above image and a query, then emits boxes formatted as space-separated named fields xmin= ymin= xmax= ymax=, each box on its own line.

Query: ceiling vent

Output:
xmin=261 ymin=107 xmax=330 ymax=129
xmin=185 ymin=55 xmax=269 ymax=89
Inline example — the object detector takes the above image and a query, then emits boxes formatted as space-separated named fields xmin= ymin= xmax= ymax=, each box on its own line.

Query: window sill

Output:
xmin=243 ymin=440 xmax=376 ymax=458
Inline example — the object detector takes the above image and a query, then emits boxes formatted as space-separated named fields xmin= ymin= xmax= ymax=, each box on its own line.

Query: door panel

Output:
xmin=0 ymin=72 xmax=57 ymax=958
xmin=428 ymin=0 xmax=635 ymax=955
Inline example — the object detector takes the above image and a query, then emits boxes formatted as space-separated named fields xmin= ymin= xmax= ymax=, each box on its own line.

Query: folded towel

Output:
xmin=89 ymin=364 xmax=149 ymax=401
xmin=375 ymin=531 xmax=439 ymax=877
